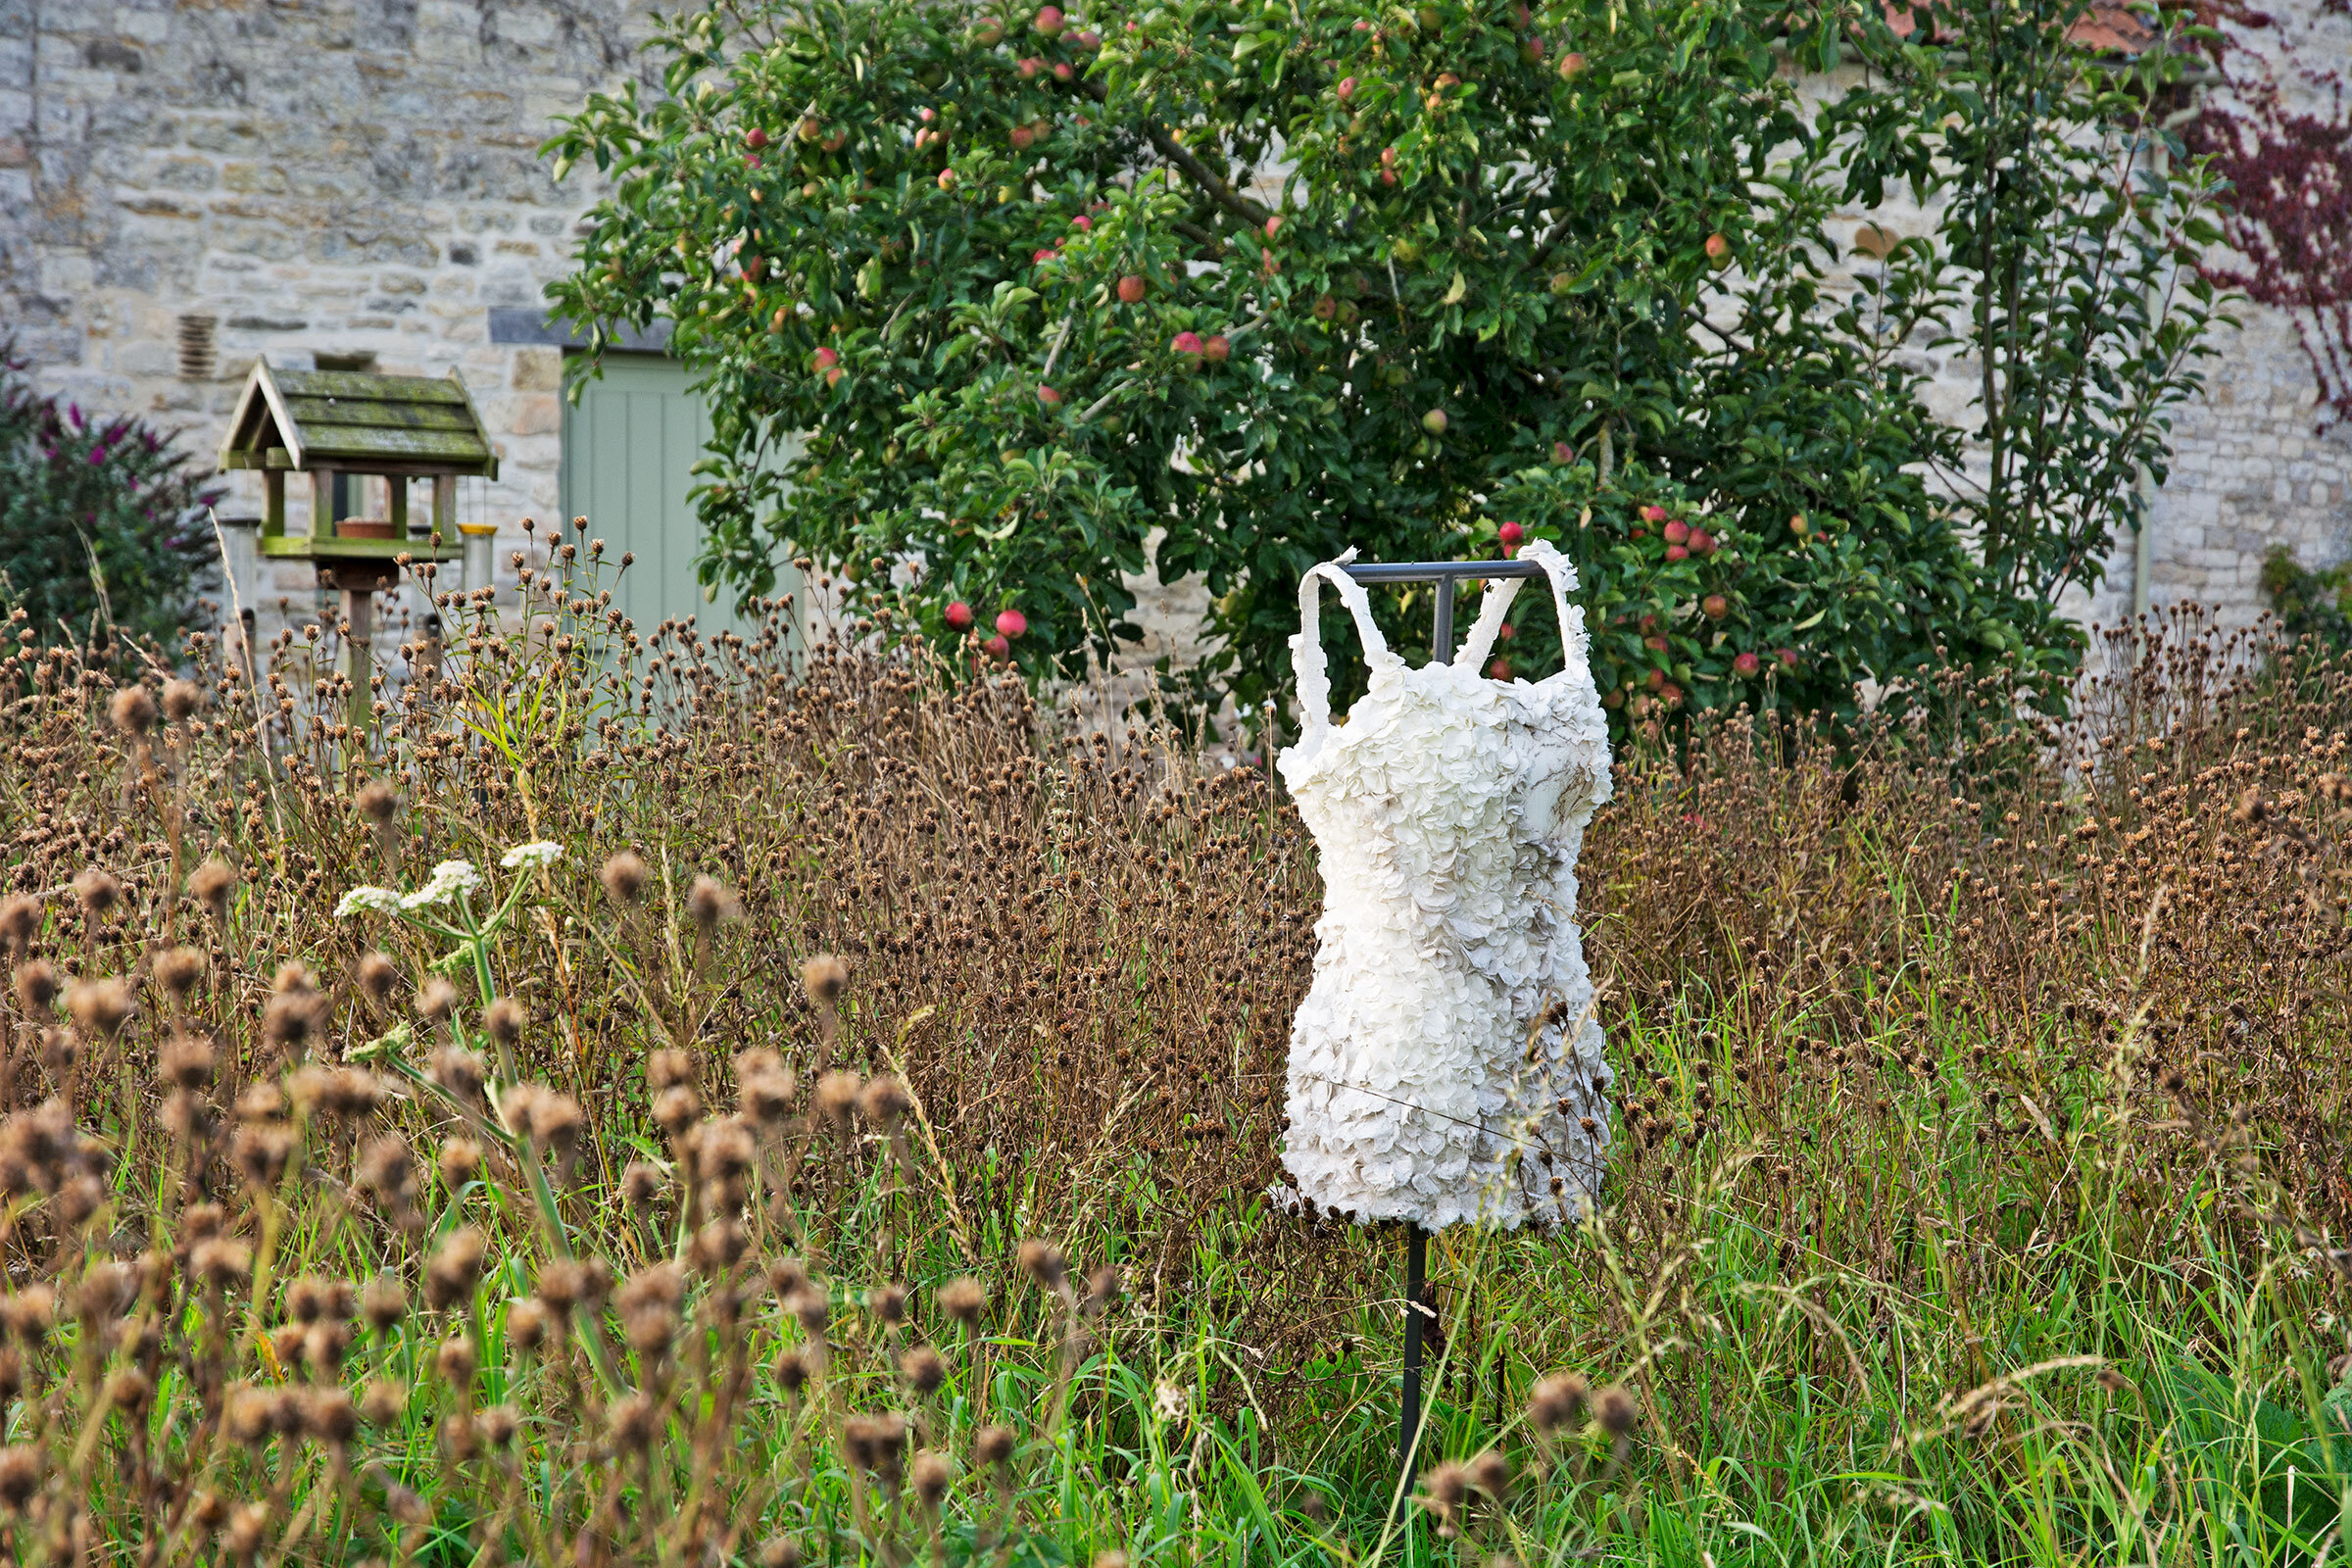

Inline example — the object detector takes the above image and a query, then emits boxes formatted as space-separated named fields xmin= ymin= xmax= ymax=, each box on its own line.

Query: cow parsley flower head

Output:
xmin=401 ymin=859 xmax=482 ymax=909
xmin=500 ymin=841 xmax=564 ymax=871
xmin=334 ymin=885 xmax=404 ymax=919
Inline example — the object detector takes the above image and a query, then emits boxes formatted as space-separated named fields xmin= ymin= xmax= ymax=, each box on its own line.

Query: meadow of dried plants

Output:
xmin=2 ymin=519 xmax=2350 ymax=1566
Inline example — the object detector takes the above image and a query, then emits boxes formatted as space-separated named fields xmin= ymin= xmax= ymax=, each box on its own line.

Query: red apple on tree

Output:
xmin=1497 ymin=520 xmax=1525 ymax=548
xmin=1422 ymin=408 xmax=1447 ymax=435
xmin=1701 ymin=594 xmax=1728 ymax=619
xmin=1017 ymin=56 xmax=1042 ymax=77
xmin=1033 ymin=5 xmax=1064 ymax=35
xmin=1072 ymin=28 xmax=1101 ymax=50
xmin=1264 ymin=215 xmax=1283 ymax=240
xmin=1777 ymin=648 xmax=1798 ymax=668
xmin=1640 ymin=505 xmax=1667 ymax=523
xmin=937 ymin=168 xmax=957 ymax=190
xmin=811 ymin=346 xmax=840 ymax=371
xmin=1551 ymin=441 xmax=1574 ymax=465
xmin=975 ymin=16 xmax=1005 ymax=43
xmin=1689 ymin=528 xmax=1715 ymax=555
xmin=985 ymin=634 xmax=1009 ymax=658
xmin=1704 ymin=232 xmax=1732 ymax=268
xmin=1665 ymin=543 xmax=1688 ymax=561
xmin=1036 ymin=382 xmax=1061 ymax=407
xmin=1172 ymin=330 xmax=1204 ymax=362
xmin=1010 ymin=123 xmax=1036 ymax=150
xmin=1117 ymin=274 xmax=1147 ymax=303
xmin=946 ymin=600 xmax=975 ymax=630
xmin=1337 ymin=75 xmax=1357 ymax=101
xmin=1558 ymin=50 xmax=1585 ymax=77
xmin=996 ymin=609 xmax=1028 ymax=638
xmin=1053 ymin=61 xmax=1073 ymax=81
xmin=1202 ymin=333 xmax=1231 ymax=363
xmin=1489 ymin=658 xmax=1512 ymax=680
xmin=1733 ymin=650 xmax=1761 ymax=677
xmin=1663 ymin=519 xmax=1690 ymax=545
xmin=745 ymin=127 xmax=768 ymax=150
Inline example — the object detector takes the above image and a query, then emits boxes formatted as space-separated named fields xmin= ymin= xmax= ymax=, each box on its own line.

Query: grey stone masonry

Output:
xmin=0 ymin=0 xmax=662 ymax=642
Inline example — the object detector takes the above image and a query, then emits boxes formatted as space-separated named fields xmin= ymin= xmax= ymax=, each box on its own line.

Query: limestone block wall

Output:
xmin=0 ymin=0 xmax=662 ymax=645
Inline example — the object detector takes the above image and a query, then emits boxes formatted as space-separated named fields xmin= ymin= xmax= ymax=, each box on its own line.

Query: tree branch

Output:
xmin=1080 ymin=77 xmax=1270 ymax=228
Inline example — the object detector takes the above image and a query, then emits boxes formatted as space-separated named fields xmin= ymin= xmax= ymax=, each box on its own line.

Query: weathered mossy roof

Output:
xmin=219 ymin=360 xmax=498 ymax=478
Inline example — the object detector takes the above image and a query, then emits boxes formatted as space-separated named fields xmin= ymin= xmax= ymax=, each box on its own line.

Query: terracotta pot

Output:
xmin=337 ymin=516 xmax=395 ymax=540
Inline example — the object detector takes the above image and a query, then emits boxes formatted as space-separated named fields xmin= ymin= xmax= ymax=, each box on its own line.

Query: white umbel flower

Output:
xmin=401 ymin=858 xmax=483 ymax=909
xmin=1276 ymin=540 xmax=1613 ymax=1231
xmin=334 ymin=885 xmax=403 ymax=919
xmin=500 ymin=841 xmax=564 ymax=870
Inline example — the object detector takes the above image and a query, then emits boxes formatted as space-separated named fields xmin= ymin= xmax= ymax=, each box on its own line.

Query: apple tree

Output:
xmin=544 ymin=0 xmax=2064 ymax=731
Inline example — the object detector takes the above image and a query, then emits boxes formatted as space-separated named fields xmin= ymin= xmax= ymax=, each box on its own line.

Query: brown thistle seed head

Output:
xmin=224 ymin=1383 xmax=276 ymax=1446
xmin=652 ymin=1087 xmax=702 ymax=1141
xmin=766 ymin=1257 xmax=812 ymax=1301
xmin=162 ymin=677 xmax=203 ymax=722
xmin=790 ymin=1287 xmax=831 ymax=1337
xmin=302 ymin=1320 xmax=353 ymax=1376
xmin=423 ymin=1226 xmax=487 ymax=1310
xmin=74 ymin=868 xmax=121 ymax=916
xmin=354 ymin=952 xmax=399 ymax=1007
xmin=180 ymin=1202 xmax=224 ymax=1243
xmin=692 ymin=1217 xmax=747 ymax=1271
xmin=1526 ymin=1371 xmax=1588 ymax=1433
xmin=230 ymin=1123 xmax=294 ymax=1191
xmin=866 ymin=1282 xmax=909 ymax=1325
xmin=0 ymin=896 xmax=38 ymax=955
xmin=188 ymin=858 xmax=237 ymax=922
xmin=187 ymin=1490 xmax=228 ymax=1531
xmin=506 ymin=1297 xmax=552 ymax=1351
xmin=536 ymin=1256 xmax=603 ymax=1312
xmin=1017 ymin=1239 xmax=1066 ymax=1289
xmin=609 ymin=1391 xmax=661 ymax=1453
xmin=939 ymin=1276 xmax=987 ymax=1326
xmin=15 ymin=960 xmax=58 ymax=1012
xmin=437 ymin=1137 xmax=483 ymax=1192
xmin=67 ymin=977 xmax=130 ymax=1038
xmin=357 ymin=1135 xmax=414 ymax=1200
xmin=735 ymin=1046 xmax=785 ymax=1080
xmin=974 ymin=1424 xmax=1016 ymax=1467
xmin=741 ymin=1068 xmax=796 ymax=1126
xmin=154 ymin=947 xmax=207 ymax=997
xmin=353 ymin=780 xmax=400 ymax=825
xmin=483 ymin=997 xmax=525 ymax=1047
xmin=284 ymin=1274 xmax=331 ymax=1324
xmin=759 ymin=1538 xmax=803 ymax=1568
xmin=360 ymin=1379 xmax=406 ymax=1427
xmin=225 ymin=1500 xmax=270 ymax=1555
xmin=0 ymin=1288 xmax=54 ymax=1343
xmin=191 ymin=1238 xmax=252 ymax=1290
xmin=771 ymin=1348 xmax=810 ymax=1394
xmin=56 ymin=1173 xmax=104 ymax=1228
xmin=647 ymin=1048 xmax=695 ymax=1093
xmin=620 ymin=1160 xmax=667 ymax=1211
xmin=427 ymin=1046 xmax=485 ymax=1102
xmin=414 ymin=977 xmax=459 ymax=1023
xmin=435 ymin=1333 xmax=478 ymax=1387
xmin=911 ymin=1449 xmax=954 ymax=1509
xmin=1594 ymin=1384 xmax=1640 ymax=1437
xmin=474 ymin=1404 xmax=519 ymax=1447
xmin=1467 ymin=1448 xmax=1510 ymax=1498
xmin=304 ymin=1386 xmax=359 ymax=1444
xmin=600 ymin=851 xmax=649 ymax=906
xmin=0 ymin=1444 xmax=40 ymax=1510
xmin=360 ymin=1274 xmax=406 ymax=1334
xmin=813 ymin=1069 xmax=862 ymax=1130
xmin=802 ymin=953 xmax=850 ymax=1008
xmin=858 ymin=1074 xmax=912 ymax=1129
xmin=109 ymin=685 xmax=158 ymax=736
xmin=259 ymin=990 xmax=320 ymax=1053
xmin=1092 ymin=1554 xmax=1128 ymax=1568
xmin=1083 ymin=1265 xmax=1122 ymax=1316
xmin=686 ymin=874 xmax=743 ymax=930
xmin=901 ymin=1346 xmax=947 ymax=1396
xmin=843 ymin=1413 xmax=908 ymax=1479
xmin=2233 ymin=787 xmax=2267 ymax=824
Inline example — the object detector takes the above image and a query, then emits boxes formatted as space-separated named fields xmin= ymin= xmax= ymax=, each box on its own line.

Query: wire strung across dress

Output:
xmin=1275 ymin=541 xmax=1614 ymax=1231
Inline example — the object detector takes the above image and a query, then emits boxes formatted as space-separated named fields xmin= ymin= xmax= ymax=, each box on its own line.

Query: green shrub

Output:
xmin=0 ymin=346 xmax=222 ymax=650
xmin=2261 ymin=544 xmax=2352 ymax=649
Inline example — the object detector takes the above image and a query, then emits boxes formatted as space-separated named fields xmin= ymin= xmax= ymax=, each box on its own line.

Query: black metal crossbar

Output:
xmin=1340 ymin=557 xmax=1546 ymax=669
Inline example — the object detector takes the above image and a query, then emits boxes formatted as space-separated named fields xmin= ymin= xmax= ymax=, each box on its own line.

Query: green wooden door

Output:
xmin=559 ymin=355 xmax=797 ymax=647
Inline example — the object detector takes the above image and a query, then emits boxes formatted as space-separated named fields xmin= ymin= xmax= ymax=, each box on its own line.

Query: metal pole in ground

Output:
xmin=1397 ymin=1223 xmax=1428 ymax=1521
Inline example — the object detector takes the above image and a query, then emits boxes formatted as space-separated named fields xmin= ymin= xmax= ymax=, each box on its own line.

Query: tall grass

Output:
xmin=0 ymin=526 xmax=2347 ymax=1564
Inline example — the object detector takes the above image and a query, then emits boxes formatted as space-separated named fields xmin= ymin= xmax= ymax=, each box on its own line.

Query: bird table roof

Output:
xmin=218 ymin=360 xmax=499 ymax=479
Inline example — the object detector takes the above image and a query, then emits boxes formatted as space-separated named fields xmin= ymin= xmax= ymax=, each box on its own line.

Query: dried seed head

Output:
xmin=0 ymin=896 xmax=38 ymax=955
xmin=1419 ymin=1459 xmax=1469 ymax=1534
xmin=610 ymin=1392 xmax=661 ymax=1453
xmin=692 ymin=1217 xmax=747 ymax=1271
xmin=759 ymin=1538 xmax=803 ymax=1568
xmin=901 ymin=1346 xmax=947 ymax=1396
xmin=74 ymin=868 xmax=120 ymax=916
xmin=304 ymin=1386 xmax=358 ymax=1444
xmin=434 ymin=1333 xmax=478 ymax=1387
xmin=437 ymin=1137 xmax=482 ymax=1193
xmin=506 ymin=1082 xmax=583 ymax=1161
xmin=620 ymin=1160 xmax=667 ymax=1212
xmin=1083 ymin=1265 xmax=1121 ymax=1317
xmin=865 ymin=1283 xmax=909 ymax=1325
xmin=686 ymin=874 xmax=743 ymax=930
xmin=537 ymin=1256 xmax=605 ymax=1313
xmin=600 ymin=851 xmax=649 ymax=906
xmin=790 ymin=1287 xmax=831 ymax=1337
xmin=1017 ymin=1239 xmax=1066 ymax=1290
xmin=740 ymin=1067 xmax=796 ymax=1127
xmin=354 ymin=952 xmax=399 ymax=1007
xmin=110 ymin=685 xmax=158 ymax=736
xmin=284 ymin=1274 xmax=332 ymax=1324
xmin=1594 ymin=1384 xmax=1640 ymax=1437
xmin=858 ymin=1074 xmax=912 ymax=1130
xmin=259 ymin=989 xmax=321 ymax=1054
xmin=191 ymin=1238 xmax=253 ymax=1290
xmin=229 ymin=1123 xmax=294 ymax=1192
xmin=423 ymin=1226 xmax=487 ymax=1310
xmin=647 ymin=1049 xmax=695 ymax=1093
xmin=162 ymin=678 xmax=204 ymax=722
xmin=1092 ymin=1554 xmax=1128 ymax=1568
xmin=910 ymin=1448 xmax=953 ymax=1509
xmin=974 ymin=1424 xmax=1015 ymax=1467
xmin=474 ymin=1404 xmax=519 ymax=1447
xmin=843 ymin=1412 xmax=907 ymax=1480
xmin=414 ymin=978 xmax=459 ymax=1024
xmin=356 ymin=1134 xmax=415 ymax=1203
xmin=1526 ymin=1371 xmax=1588 ymax=1433
xmin=15 ymin=960 xmax=58 ymax=1012
xmin=353 ymin=780 xmax=400 ymax=825
xmin=360 ymin=1274 xmax=406 ymax=1334
xmin=506 ymin=1297 xmax=552 ymax=1351
xmin=802 ymin=954 xmax=850 ymax=1008
xmin=0 ymin=1444 xmax=39 ymax=1510
xmin=813 ymin=1069 xmax=862 ymax=1130
xmin=188 ymin=858 xmax=237 ymax=922
xmin=939 ymin=1276 xmax=987 ymax=1327
xmin=154 ymin=947 xmax=207 ymax=998
xmin=1466 ymin=1448 xmax=1510 ymax=1498
xmin=617 ymin=1262 xmax=685 ymax=1353
xmin=427 ymin=1046 xmax=485 ymax=1103
xmin=771 ymin=1348 xmax=810 ymax=1394
xmin=361 ymin=1379 xmax=406 ymax=1427
xmin=67 ymin=977 xmax=130 ymax=1038
xmin=483 ymin=997 xmax=525 ymax=1047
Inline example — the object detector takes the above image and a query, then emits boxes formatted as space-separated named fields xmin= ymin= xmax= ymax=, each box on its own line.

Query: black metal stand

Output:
xmin=1396 ymin=1223 xmax=1428 ymax=1522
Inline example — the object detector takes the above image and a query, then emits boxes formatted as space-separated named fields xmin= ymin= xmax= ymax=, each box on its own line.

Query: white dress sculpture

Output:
xmin=1277 ymin=541 xmax=1614 ymax=1231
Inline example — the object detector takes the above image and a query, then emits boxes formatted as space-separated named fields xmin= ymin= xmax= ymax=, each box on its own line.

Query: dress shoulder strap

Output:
xmin=1291 ymin=549 xmax=1397 ymax=749
xmin=1454 ymin=540 xmax=1588 ymax=679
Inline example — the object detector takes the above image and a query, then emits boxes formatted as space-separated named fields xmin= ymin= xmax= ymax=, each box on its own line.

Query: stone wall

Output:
xmin=0 ymin=0 xmax=662 ymax=642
